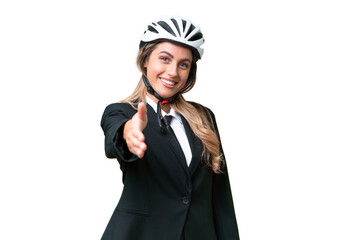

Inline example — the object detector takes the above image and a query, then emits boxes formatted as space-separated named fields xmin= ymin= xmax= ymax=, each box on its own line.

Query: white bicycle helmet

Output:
xmin=140 ymin=16 xmax=205 ymax=59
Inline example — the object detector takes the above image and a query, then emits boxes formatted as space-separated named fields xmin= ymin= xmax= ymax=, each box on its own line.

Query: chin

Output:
xmin=156 ymin=88 xmax=179 ymax=99
xmin=160 ymin=92 xmax=177 ymax=99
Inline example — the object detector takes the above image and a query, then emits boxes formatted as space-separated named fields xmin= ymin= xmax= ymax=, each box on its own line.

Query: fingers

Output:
xmin=136 ymin=141 xmax=147 ymax=159
xmin=128 ymin=130 xmax=147 ymax=158
xmin=123 ymin=102 xmax=148 ymax=158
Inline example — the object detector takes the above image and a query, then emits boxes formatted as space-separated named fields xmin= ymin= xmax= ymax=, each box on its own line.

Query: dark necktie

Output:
xmin=163 ymin=115 xmax=181 ymax=149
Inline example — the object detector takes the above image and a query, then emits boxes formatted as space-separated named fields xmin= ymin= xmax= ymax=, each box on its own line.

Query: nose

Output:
xmin=166 ymin=62 xmax=178 ymax=77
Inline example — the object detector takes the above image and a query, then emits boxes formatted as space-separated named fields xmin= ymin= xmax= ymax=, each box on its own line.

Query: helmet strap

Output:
xmin=142 ymin=74 xmax=178 ymax=130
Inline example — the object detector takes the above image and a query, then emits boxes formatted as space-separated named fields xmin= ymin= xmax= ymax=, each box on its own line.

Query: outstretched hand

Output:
xmin=123 ymin=102 xmax=148 ymax=158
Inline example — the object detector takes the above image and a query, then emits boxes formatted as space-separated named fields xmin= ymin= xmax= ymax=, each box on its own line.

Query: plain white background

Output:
xmin=1 ymin=0 xmax=359 ymax=239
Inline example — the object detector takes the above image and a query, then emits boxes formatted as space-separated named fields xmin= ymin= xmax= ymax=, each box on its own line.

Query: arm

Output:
xmin=208 ymin=109 xmax=240 ymax=240
xmin=212 ymin=163 xmax=240 ymax=240
xmin=100 ymin=103 xmax=139 ymax=162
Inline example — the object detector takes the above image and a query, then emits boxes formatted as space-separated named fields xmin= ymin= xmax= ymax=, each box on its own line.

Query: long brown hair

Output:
xmin=123 ymin=42 xmax=224 ymax=173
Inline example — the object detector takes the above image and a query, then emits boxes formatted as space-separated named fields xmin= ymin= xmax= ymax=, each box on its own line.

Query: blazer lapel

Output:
xmin=146 ymin=104 xmax=190 ymax=175
xmin=181 ymin=115 xmax=203 ymax=176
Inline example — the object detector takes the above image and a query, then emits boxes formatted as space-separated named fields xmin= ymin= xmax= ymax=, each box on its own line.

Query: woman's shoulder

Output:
xmin=187 ymin=101 xmax=216 ymax=118
xmin=104 ymin=101 xmax=137 ymax=111
xmin=102 ymin=101 xmax=138 ymax=116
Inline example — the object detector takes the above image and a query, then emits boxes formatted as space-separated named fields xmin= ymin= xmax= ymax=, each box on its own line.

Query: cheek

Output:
xmin=147 ymin=63 xmax=164 ymax=78
xmin=180 ymin=70 xmax=191 ymax=84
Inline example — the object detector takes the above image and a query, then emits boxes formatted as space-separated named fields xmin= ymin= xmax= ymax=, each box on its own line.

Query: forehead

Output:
xmin=152 ymin=42 xmax=193 ymax=60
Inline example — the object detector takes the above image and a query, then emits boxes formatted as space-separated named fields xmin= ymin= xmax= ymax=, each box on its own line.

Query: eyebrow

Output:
xmin=159 ymin=51 xmax=192 ymax=63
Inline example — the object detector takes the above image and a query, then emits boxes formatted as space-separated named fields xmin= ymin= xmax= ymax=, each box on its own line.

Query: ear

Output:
xmin=143 ymin=59 xmax=148 ymax=68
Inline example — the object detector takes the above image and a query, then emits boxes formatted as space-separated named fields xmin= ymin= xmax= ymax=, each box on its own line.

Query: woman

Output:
xmin=100 ymin=16 xmax=240 ymax=240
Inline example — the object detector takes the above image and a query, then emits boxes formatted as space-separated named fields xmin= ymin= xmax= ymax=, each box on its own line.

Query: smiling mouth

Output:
xmin=160 ymin=78 xmax=176 ymax=86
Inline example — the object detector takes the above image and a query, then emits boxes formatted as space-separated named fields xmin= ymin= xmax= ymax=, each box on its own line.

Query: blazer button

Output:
xmin=182 ymin=196 xmax=189 ymax=205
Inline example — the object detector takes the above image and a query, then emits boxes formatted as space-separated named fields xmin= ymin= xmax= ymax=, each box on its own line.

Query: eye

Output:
xmin=179 ymin=62 xmax=190 ymax=69
xmin=160 ymin=56 xmax=170 ymax=62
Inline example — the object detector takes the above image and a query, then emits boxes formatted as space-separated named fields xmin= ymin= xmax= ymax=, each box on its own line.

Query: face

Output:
xmin=144 ymin=42 xmax=193 ymax=100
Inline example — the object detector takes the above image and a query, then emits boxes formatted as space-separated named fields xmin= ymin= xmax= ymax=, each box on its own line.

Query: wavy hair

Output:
xmin=123 ymin=42 xmax=224 ymax=173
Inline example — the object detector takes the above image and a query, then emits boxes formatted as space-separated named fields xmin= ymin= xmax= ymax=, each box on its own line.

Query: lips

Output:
xmin=160 ymin=77 xmax=176 ymax=87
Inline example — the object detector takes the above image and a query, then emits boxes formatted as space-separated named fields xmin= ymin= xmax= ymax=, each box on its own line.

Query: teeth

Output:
xmin=161 ymin=78 xmax=175 ymax=86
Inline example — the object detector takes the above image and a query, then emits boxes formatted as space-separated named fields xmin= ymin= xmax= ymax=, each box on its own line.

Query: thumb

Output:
xmin=136 ymin=102 xmax=148 ymax=131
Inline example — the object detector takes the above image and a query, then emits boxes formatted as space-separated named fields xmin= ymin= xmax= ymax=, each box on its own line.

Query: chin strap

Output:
xmin=142 ymin=75 xmax=178 ymax=130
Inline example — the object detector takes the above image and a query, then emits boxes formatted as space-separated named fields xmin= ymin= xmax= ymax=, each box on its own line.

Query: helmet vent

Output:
xmin=171 ymin=18 xmax=181 ymax=36
xmin=158 ymin=21 xmax=176 ymax=37
xmin=147 ymin=25 xmax=159 ymax=33
xmin=185 ymin=24 xmax=195 ymax=38
xmin=182 ymin=20 xmax=187 ymax=32
xmin=189 ymin=32 xmax=203 ymax=41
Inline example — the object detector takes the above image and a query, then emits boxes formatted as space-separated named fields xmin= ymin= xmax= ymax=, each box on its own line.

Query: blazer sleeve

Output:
xmin=208 ymin=109 xmax=240 ymax=240
xmin=100 ymin=103 xmax=139 ymax=163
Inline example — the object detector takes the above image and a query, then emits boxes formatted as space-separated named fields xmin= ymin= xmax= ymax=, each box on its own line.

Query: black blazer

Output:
xmin=100 ymin=102 xmax=239 ymax=240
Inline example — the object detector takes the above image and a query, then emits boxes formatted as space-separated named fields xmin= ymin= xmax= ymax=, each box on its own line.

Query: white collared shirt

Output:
xmin=146 ymin=96 xmax=192 ymax=166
